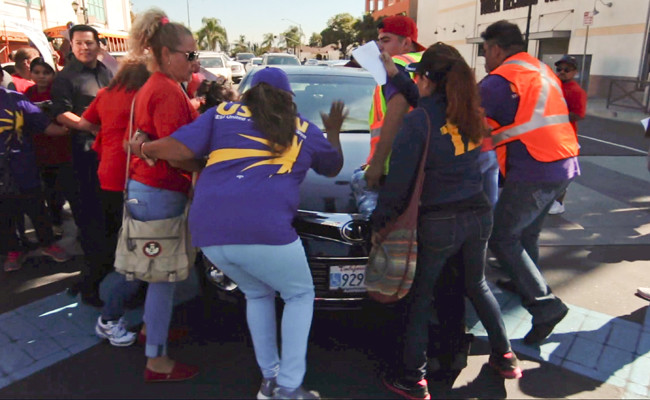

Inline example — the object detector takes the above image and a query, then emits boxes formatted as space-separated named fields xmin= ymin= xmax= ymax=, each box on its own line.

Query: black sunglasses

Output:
xmin=556 ymin=66 xmax=574 ymax=73
xmin=172 ymin=49 xmax=199 ymax=62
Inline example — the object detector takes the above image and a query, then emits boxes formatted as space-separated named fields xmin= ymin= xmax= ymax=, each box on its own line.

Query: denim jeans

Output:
xmin=478 ymin=150 xmax=499 ymax=209
xmin=402 ymin=208 xmax=511 ymax=382
xmin=488 ymin=178 xmax=573 ymax=325
xmin=101 ymin=179 xmax=187 ymax=358
xmin=201 ymin=239 xmax=314 ymax=390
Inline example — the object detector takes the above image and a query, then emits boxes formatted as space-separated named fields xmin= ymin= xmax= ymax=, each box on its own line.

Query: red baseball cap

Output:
xmin=378 ymin=15 xmax=426 ymax=52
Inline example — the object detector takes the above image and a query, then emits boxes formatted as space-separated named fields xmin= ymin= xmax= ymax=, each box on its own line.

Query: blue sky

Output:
xmin=131 ymin=0 xmax=366 ymax=45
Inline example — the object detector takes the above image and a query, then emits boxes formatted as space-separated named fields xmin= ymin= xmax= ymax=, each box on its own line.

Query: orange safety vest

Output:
xmin=488 ymin=52 xmax=579 ymax=175
xmin=367 ymin=51 xmax=422 ymax=164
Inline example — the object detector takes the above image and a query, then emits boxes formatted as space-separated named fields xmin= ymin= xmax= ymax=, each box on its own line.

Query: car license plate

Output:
xmin=329 ymin=265 xmax=366 ymax=292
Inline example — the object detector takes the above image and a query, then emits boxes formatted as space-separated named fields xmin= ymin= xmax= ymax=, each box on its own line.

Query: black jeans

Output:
xmin=70 ymin=146 xmax=106 ymax=294
xmin=39 ymin=163 xmax=76 ymax=226
xmin=402 ymin=208 xmax=511 ymax=382
xmin=0 ymin=187 xmax=54 ymax=255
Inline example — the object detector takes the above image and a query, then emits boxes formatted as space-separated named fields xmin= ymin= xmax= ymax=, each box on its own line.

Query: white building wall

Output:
xmin=1 ymin=0 xmax=130 ymax=31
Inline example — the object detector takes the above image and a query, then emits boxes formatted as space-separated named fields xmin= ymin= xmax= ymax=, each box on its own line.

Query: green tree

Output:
xmin=309 ymin=32 xmax=322 ymax=47
xmin=232 ymin=34 xmax=249 ymax=54
xmin=355 ymin=13 xmax=380 ymax=45
xmin=259 ymin=32 xmax=276 ymax=54
xmin=281 ymin=25 xmax=301 ymax=54
xmin=320 ymin=13 xmax=357 ymax=57
xmin=195 ymin=17 xmax=228 ymax=52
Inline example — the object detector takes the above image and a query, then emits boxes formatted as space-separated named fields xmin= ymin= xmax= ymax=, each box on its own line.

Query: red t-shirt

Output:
xmin=12 ymin=74 xmax=35 ymax=93
xmin=25 ymin=85 xmax=73 ymax=166
xmin=129 ymin=72 xmax=199 ymax=193
xmin=186 ymin=72 xmax=204 ymax=99
xmin=562 ymin=80 xmax=587 ymax=134
xmin=83 ymin=86 xmax=136 ymax=191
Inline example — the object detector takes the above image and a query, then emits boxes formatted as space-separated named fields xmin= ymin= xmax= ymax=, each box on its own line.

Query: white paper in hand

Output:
xmin=352 ymin=42 xmax=386 ymax=86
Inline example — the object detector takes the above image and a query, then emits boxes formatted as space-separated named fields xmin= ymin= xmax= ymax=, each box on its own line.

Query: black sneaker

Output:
xmin=524 ymin=306 xmax=569 ymax=345
xmin=257 ymin=377 xmax=277 ymax=400
xmin=489 ymin=351 xmax=523 ymax=379
xmin=272 ymin=386 xmax=320 ymax=399
xmin=382 ymin=376 xmax=430 ymax=400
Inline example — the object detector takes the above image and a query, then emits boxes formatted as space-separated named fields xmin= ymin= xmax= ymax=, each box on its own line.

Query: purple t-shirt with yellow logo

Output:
xmin=171 ymin=101 xmax=342 ymax=247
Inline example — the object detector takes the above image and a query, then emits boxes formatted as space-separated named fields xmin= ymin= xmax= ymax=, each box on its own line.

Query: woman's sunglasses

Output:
xmin=172 ymin=49 xmax=199 ymax=62
xmin=556 ymin=66 xmax=574 ymax=73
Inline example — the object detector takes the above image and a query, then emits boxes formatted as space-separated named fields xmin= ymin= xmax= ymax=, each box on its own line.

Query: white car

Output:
xmin=199 ymin=52 xmax=232 ymax=82
xmin=223 ymin=53 xmax=245 ymax=83
xmin=261 ymin=53 xmax=301 ymax=66
xmin=245 ymin=57 xmax=263 ymax=72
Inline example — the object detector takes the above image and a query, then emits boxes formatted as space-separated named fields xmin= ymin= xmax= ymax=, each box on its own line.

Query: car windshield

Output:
xmin=266 ymin=55 xmax=300 ymax=65
xmin=237 ymin=53 xmax=254 ymax=61
xmin=252 ymin=59 xmax=262 ymax=65
xmin=201 ymin=57 xmax=224 ymax=68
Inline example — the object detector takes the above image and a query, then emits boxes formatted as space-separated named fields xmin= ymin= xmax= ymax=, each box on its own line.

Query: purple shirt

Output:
xmin=171 ymin=101 xmax=342 ymax=247
xmin=0 ymin=87 xmax=50 ymax=190
xmin=479 ymin=74 xmax=580 ymax=182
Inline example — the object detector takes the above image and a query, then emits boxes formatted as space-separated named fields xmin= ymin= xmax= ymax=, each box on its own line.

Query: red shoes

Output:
xmin=144 ymin=362 xmax=199 ymax=383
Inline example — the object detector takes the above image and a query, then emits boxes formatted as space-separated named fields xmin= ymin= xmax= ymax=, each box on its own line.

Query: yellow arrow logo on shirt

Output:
xmin=206 ymin=133 xmax=303 ymax=175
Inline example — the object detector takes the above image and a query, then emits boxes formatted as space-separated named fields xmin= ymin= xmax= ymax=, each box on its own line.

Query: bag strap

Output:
xmin=411 ymin=108 xmax=433 ymax=200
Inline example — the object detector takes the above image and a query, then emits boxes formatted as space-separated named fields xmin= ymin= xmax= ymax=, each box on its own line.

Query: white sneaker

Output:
xmin=636 ymin=287 xmax=650 ymax=301
xmin=548 ymin=200 xmax=565 ymax=215
xmin=95 ymin=316 xmax=137 ymax=347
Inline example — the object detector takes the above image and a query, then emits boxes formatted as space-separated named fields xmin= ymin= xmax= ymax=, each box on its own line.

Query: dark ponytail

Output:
xmin=241 ymin=83 xmax=297 ymax=153
xmin=423 ymin=42 xmax=487 ymax=145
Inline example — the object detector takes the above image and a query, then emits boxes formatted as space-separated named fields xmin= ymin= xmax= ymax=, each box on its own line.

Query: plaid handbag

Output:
xmin=365 ymin=109 xmax=432 ymax=303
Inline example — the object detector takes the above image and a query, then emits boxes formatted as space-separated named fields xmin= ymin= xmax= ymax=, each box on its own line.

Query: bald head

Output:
xmin=14 ymin=47 xmax=40 ymax=78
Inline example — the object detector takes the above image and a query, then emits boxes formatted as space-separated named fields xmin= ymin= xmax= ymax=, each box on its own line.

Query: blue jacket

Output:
xmin=371 ymin=93 xmax=486 ymax=231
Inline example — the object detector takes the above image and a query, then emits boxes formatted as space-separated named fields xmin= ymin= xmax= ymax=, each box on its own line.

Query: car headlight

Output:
xmin=205 ymin=262 xmax=238 ymax=291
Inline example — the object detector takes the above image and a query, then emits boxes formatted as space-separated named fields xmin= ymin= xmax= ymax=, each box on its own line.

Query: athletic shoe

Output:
xmin=524 ymin=306 xmax=569 ymax=345
xmin=41 ymin=244 xmax=71 ymax=263
xmin=382 ymin=376 xmax=430 ymax=400
xmin=52 ymin=225 xmax=64 ymax=239
xmin=273 ymin=386 xmax=320 ymax=399
xmin=636 ymin=287 xmax=650 ymax=301
xmin=3 ymin=251 xmax=24 ymax=272
xmin=489 ymin=351 xmax=523 ymax=379
xmin=95 ymin=316 xmax=137 ymax=347
xmin=257 ymin=377 xmax=277 ymax=399
xmin=548 ymin=200 xmax=565 ymax=215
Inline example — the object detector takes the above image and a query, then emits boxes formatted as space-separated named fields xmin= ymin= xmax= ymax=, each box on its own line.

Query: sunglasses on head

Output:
xmin=556 ymin=66 xmax=574 ymax=73
xmin=172 ymin=49 xmax=199 ymax=62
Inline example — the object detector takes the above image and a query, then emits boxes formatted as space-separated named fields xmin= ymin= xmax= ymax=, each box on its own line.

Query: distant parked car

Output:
xmin=199 ymin=52 xmax=232 ymax=82
xmin=2 ymin=62 xmax=16 ymax=76
xmin=261 ymin=53 xmax=301 ymax=66
xmin=235 ymin=52 xmax=255 ymax=65
xmin=245 ymin=57 xmax=263 ymax=72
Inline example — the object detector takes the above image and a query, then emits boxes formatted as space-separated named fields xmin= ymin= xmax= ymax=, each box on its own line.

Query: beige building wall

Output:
xmin=415 ymin=0 xmax=650 ymax=97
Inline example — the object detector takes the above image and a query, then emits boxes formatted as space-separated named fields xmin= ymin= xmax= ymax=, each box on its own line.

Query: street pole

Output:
xmin=524 ymin=4 xmax=532 ymax=49
xmin=580 ymin=24 xmax=589 ymax=87
xmin=282 ymin=18 xmax=302 ymax=59
xmin=186 ymin=0 xmax=190 ymax=29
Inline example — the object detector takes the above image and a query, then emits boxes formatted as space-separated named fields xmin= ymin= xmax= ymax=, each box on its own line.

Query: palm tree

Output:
xmin=261 ymin=33 xmax=275 ymax=49
xmin=196 ymin=17 xmax=228 ymax=52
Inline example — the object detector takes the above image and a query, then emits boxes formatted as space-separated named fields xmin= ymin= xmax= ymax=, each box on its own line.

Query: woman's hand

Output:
xmin=129 ymin=131 xmax=156 ymax=166
xmin=320 ymin=100 xmax=348 ymax=135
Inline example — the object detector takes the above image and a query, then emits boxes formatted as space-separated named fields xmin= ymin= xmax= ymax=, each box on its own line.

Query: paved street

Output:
xmin=0 ymin=101 xmax=649 ymax=399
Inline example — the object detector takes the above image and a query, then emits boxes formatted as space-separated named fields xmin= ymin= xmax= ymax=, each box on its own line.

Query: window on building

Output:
xmin=480 ymin=0 xmax=500 ymax=14
xmin=504 ymin=0 xmax=538 ymax=10
xmin=8 ymin=0 xmax=42 ymax=8
xmin=86 ymin=0 xmax=106 ymax=23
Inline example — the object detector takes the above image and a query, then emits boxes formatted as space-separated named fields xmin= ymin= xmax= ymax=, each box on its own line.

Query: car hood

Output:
xmin=299 ymin=132 xmax=369 ymax=214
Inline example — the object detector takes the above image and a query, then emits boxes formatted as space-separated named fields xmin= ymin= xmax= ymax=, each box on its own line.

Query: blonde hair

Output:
xmin=128 ymin=8 xmax=192 ymax=69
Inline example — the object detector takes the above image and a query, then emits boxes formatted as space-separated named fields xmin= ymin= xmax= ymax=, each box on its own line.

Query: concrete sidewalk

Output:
xmin=586 ymin=97 xmax=649 ymax=126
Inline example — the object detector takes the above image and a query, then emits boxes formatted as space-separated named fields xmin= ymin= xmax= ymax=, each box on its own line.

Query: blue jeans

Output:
xmin=402 ymin=208 xmax=511 ymax=382
xmin=201 ymin=239 xmax=314 ymax=390
xmin=488 ymin=178 xmax=573 ymax=325
xmin=478 ymin=150 xmax=499 ymax=209
xmin=101 ymin=179 xmax=187 ymax=358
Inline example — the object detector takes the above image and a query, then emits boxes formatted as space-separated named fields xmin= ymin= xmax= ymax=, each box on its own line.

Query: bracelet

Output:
xmin=140 ymin=141 xmax=149 ymax=158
